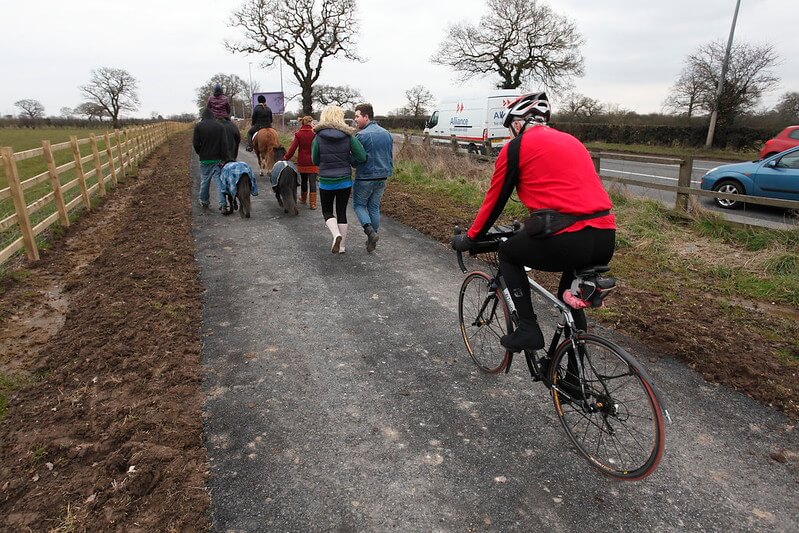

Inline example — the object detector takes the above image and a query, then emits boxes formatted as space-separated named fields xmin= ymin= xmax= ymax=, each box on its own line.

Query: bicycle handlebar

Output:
xmin=454 ymin=221 xmax=522 ymax=274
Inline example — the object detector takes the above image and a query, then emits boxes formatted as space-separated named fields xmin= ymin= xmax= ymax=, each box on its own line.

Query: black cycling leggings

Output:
xmin=320 ymin=187 xmax=350 ymax=222
xmin=498 ymin=227 xmax=616 ymax=331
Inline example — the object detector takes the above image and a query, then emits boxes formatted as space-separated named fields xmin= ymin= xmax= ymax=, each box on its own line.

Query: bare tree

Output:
xmin=604 ymin=103 xmax=635 ymax=125
xmin=74 ymin=102 xmax=110 ymax=122
xmin=403 ymin=86 xmax=434 ymax=117
xmin=196 ymin=73 xmax=250 ymax=117
xmin=14 ymin=99 xmax=45 ymax=119
xmin=560 ymin=92 xmax=603 ymax=121
xmin=664 ymin=67 xmax=703 ymax=119
xmin=80 ymin=67 xmax=139 ymax=129
xmin=775 ymin=91 xmax=799 ymax=123
xmin=431 ymin=0 xmax=583 ymax=90
xmin=227 ymin=0 xmax=361 ymax=115
xmin=668 ymin=41 xmax=779 ymax=127
xmin=59 ymin=106 xmax=74 ymax=118
xmin=311 ymin=84 xmax=363 ymax=110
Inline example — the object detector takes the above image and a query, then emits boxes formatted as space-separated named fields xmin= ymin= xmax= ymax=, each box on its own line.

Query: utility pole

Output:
xmin=248 ymin=62 xmax=254 ymax=121
xmin=705 ymin=0 xmax=742 ymax=148
xmin=279 ymin=60 xmax=285 ymax=128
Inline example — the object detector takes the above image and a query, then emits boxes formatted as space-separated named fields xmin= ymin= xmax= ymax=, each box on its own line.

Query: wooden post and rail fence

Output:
xmin=0 ymin=122 xmax=189 ymax=266
xmin=410 ymin=132 xmax=799 ymax=217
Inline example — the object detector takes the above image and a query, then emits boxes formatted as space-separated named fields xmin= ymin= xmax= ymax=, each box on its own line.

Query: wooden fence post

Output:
xmin=675 ymin=156 xmax=694 ymax=212
xmin=90 ymin=133 xmax=106 ymax=196
xmin=124 ymin=129 xmax=133 ymax=172
xmin=70 ymin=136 xmax=91 ymax=209
xmin=591 ymin=153 xmax=601 ymax=175
xmin=482 ymin=140 xmax=492 ymax=156
xmin=402 ymin=133 xmax=410 ymax=152
xmin=450 ymin=134 xmax=459 ymax=153
xmin=115 ymin=129 xmax=126 ymax=178
xmin=423 ymin=132 xmax=430 ymax=148
xmin=144 ymin=125 xmax=152 ymax=154
xmin=1 ymin=147 xmax=39 ymax=261
xmin=104 ymin=131 xmax=118 ymax=185
xmin=41 ymin=140 xmax=69 ymax=227
xmin=135 ymin=130 xmax=143 ymax=164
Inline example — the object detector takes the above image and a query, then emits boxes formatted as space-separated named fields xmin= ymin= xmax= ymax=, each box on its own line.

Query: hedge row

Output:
xmin=552 ymin=123 xmax=773 ymax=150
xmin=374 ymin=116 xmax=773 ymax=150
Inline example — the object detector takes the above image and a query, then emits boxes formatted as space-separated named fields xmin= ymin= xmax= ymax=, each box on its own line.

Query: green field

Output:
xmin=0 ymin=126 xmax=137 ymax=255
xmin=0 ymin=126 xmax=118 ymax=153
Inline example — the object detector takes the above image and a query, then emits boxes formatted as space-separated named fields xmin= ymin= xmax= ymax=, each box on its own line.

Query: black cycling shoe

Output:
xmin=500 ymin=319 xmax=545 ymax=352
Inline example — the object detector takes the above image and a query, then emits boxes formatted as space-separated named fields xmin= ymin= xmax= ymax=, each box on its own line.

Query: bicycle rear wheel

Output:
xmin=458 ymin=271 xmax=512 ymax=373
xmin=549 ymin=334 xmax=665 ymax=480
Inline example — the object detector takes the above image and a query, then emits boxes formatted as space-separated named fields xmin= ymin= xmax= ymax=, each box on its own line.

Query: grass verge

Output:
xmin=389 ymin=144 xmax=799 ymax=409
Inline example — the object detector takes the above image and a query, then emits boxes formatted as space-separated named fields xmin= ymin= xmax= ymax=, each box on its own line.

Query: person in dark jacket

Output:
xmin=193 ymin=107 xmax=228 ymax=211
xmin=246 ymin=95 xmax=273 ymax=151
xmin=284 ymin=115 xmax=319 ymax=209
xmin=311 ymin=105 xmax=366 ymax=253
xmin=221 ymin=117 xmax=241 ymax=162
xmin=207 ymin=83 xmax=231 ymax=120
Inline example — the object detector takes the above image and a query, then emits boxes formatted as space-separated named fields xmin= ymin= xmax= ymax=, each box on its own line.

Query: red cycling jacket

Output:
xmin=467 ymin=125 xmax=616 ymax=240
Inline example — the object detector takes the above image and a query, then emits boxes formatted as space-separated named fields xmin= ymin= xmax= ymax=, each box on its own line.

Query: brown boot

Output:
xmin=300 ymin=191 xmax=308 ymax=204
xmin=308 ymin=192 xmax=317 ymax=210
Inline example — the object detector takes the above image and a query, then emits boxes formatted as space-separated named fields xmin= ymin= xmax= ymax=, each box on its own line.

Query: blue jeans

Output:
xmin=352 ymin=179 xmax=386 ymax=231
xmin=199 ymin=162 xmax=224 ymax=207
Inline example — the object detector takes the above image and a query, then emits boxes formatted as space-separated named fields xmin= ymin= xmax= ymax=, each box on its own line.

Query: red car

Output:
xmin=759 ymin=125 xmax=799 ymax=159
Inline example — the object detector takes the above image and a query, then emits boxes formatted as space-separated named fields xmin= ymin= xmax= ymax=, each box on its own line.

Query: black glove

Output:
xmin=451 ymin=234 xmax=475 ymax=252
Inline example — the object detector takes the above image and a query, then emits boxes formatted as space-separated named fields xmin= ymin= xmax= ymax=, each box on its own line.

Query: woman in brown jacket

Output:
xmin=284 ymin=116 xmax=320 ymax=209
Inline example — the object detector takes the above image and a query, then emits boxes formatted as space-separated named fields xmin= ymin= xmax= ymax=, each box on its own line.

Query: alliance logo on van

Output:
xmin=450 ymin=116 xmax=469 ymax=127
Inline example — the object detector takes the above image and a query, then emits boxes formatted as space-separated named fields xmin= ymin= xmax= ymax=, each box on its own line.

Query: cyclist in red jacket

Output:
xmin=452 ymin=93 xmax=616 ymax=352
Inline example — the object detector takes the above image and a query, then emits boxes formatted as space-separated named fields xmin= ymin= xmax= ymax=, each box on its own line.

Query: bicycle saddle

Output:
xmin=575 ymin=265 xmax=610 ymax=277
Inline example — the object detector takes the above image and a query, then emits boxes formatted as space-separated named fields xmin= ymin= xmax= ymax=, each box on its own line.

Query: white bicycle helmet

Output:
xmin=503 ymin=92 xmax=551 ymax=131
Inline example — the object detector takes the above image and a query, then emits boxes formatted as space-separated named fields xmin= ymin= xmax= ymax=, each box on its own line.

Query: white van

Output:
xmin=423 ymin=89 xmax=522 ymax=154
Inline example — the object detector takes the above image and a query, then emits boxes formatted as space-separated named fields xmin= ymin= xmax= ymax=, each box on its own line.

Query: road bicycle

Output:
xmin=455 ymin=225 xmax=670 ymax=480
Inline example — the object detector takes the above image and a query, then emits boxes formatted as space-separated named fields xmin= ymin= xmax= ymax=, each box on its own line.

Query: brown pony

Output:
xmin=253 ymin=127 xmax=281 ymax=176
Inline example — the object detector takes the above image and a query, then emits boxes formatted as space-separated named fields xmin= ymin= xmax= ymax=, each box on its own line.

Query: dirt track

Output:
xmin=0 ymin=134 xmax=209 ymax=531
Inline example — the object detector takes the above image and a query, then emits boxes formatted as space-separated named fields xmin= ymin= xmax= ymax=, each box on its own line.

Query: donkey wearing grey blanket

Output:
xmin=271 ymin=147 xmax=299 ymax=216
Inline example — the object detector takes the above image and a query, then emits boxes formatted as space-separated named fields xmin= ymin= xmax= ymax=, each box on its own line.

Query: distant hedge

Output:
xmin=374 ymin=115 xmax=773 ymax=151
xmin=551 ymin=123 xmax=773 ymax=151
xmin=375 ymin=116 xmax=428 ymax=130
xmin=0 ymin=117 xmax=193 ymax=129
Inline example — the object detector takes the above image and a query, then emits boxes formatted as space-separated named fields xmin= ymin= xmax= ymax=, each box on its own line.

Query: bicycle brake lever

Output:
xmin=453 ymin=225 xmax=467 ymax=273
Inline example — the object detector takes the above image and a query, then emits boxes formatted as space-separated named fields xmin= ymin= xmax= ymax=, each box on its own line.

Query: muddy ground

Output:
xmin=0 ymin=134 xmax=208 ymax=531
xmin=0 ymin=131 xmax=796 ymax=531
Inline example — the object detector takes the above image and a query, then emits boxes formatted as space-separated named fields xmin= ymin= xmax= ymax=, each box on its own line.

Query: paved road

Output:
xmin=191 ymin=148 xmax=798 ymax=532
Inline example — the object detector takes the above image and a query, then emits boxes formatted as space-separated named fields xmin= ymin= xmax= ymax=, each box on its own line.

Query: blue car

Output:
xmin=700 ymin=146 xmax=799 ymax=209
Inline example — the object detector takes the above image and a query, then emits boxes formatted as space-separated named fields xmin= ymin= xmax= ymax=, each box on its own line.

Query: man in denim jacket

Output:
xmin=353 ymin=103 xmax=393 ymax=253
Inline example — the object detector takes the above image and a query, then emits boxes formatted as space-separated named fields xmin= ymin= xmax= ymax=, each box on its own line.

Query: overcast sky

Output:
xmin=2 ymin=0 xmax=796 ymax=119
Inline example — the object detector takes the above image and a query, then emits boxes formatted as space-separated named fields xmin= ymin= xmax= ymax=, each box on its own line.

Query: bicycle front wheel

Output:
xmin=550 ymin=334 xmax=665 ymax=480
xmin=458 ymin=271 xmax=512 ymax=373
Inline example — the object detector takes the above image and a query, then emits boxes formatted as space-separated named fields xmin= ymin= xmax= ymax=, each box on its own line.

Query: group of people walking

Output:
xmin=196 ymin=86 xmax=616 ymax=355
xmin=193 ymin=84 xmax=394 ymax=254
xmin=310 ymin=103 xmax=393 ymax=254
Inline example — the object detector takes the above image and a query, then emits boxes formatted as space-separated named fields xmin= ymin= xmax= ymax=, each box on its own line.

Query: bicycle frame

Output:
xmin=455 ymin=226 xmax=671 ymax=478
xmin=456 ymin=240 xmax=671 ymax=423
